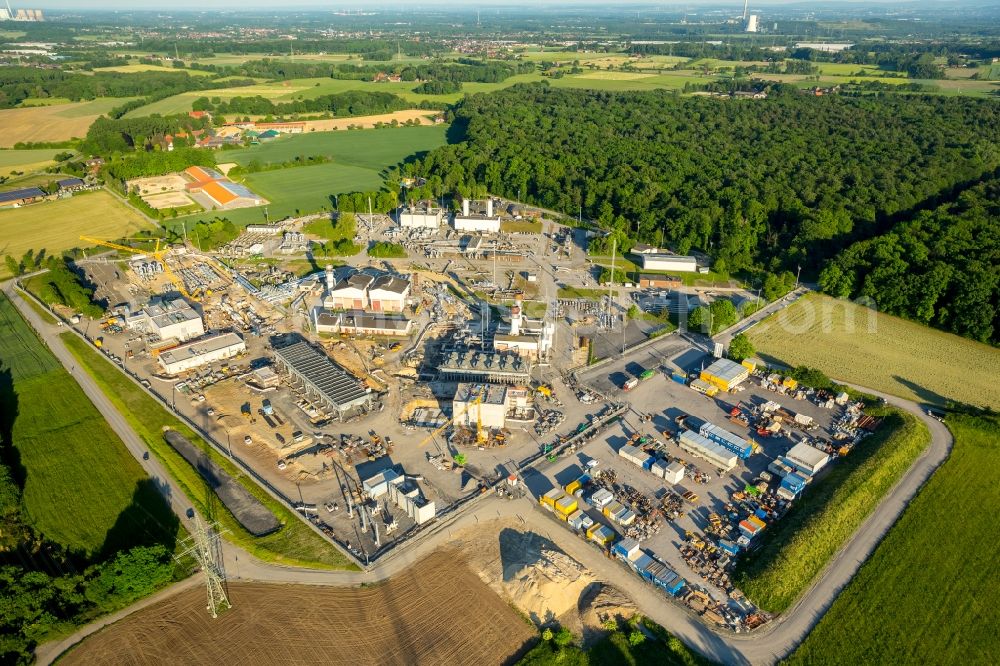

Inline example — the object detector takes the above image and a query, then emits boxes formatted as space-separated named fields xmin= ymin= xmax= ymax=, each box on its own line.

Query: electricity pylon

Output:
xmin=175 ymin=515 xmax=231 ymax=618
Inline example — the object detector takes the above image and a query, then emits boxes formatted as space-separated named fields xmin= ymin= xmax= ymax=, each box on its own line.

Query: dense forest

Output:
xmin=198 ymin=58 xmax=534 ymax=84
xmin=191 ymin=90 xmax=411 ymax=117
xmin=412 ymin=83 xmax=1000 ymax=343
xmin=820 ymin=174 xmax=1000 ymax=344
xmin=0 ymin=67 xmax=238 ymax=109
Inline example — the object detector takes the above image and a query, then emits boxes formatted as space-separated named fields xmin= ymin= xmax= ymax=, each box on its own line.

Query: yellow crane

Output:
xmin=80 ymin=235 xmax=198 ymax=301
xmin=418 ymin=393 xmax=486 ymax=448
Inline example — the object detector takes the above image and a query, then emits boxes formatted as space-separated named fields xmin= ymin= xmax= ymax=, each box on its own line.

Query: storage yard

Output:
xmin=60 ymin=550 xmax=536 ymax=666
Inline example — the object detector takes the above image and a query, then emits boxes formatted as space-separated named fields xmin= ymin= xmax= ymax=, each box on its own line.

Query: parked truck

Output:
xmin=623 ymin=377 xmax=639 ymax=391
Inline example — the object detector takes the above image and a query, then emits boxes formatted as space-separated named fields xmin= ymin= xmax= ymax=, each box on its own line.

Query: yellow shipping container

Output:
xmin=555 ymin=497 xmax=578 ymax=516
xmin=541 ymin=489 xmax=563 ymax=507
xmin=783 ymin=377 xmax=799 ymax=390
xmin=586 ymin=523 xmax=601 ymax=538
xmin=741 ymin=358 xmax=758 ymax=373
xmin=749 ymin=516 xmax=766 ymax=529
xmin=564 ymin=480 xmax=582 ymax=496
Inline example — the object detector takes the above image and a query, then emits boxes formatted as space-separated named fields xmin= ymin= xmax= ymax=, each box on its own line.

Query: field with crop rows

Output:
xmin=0 ymin=148 xmax=66 ymax=177
xmin=0 ymin=293 xmax=171 ymax=555
xmin=790 ymin=414 xmax=1000 ymax=664
xmin=0 ymin=190 xmax=153 ymax=279
xmin=747 ymin=293 xmax=1000 ymax=410
xmin=62 ymin=550 xmax=534 ymax=666
xmin=62 ymin=333 xmax=355 ymax=569
xmin=0 ymin=98 xmax=133 ymax=147
xmin=734 ymin=409 xmax=930 ymax=612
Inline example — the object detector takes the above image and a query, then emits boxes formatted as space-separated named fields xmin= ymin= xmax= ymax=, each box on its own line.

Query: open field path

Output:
xmin=8 ymin=282 xmax=950 ymax=665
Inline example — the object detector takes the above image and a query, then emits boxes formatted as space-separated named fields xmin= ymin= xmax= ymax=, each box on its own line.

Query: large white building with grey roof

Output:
xmin=130 ymin=297 xmax=204 ymax=342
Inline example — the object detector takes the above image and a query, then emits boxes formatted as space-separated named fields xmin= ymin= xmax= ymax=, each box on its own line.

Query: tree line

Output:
xmin=820 ymin=173 xmax=1000 ymax=344
xmin=191 ymin=90 xmax=410 ymax=117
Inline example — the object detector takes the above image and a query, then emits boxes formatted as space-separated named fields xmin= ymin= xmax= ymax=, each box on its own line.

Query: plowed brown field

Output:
xmin=60 ymin=551 xmax=534 ymax=666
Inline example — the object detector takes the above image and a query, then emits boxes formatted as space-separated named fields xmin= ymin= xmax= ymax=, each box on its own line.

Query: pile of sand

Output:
xmin=501 ymin=545 xmax=594 ymax=624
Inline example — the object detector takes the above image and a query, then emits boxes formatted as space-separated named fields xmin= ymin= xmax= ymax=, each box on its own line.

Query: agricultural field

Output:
xmin=0 ymin=190 xmax=153 ymax=279
xmin=224 ymin=124 xmax=448 ymax=168
xmin=789 ymin=414 xmax=1000 ymax=664
xmin=747 ymin=293 xmax=1000 ymax=410
xmin=62 ymin=333 xmax=355 ymax=570
xmin=0 ymin=98 xmax=135 ymax=147
xmin=61 ymin=550 xmax=535 ymax=666
xmin=0 ymin=293 xmax=174 ymax=556
xmin=0 ymin=148 xmax=67 ymax=177
xmin=174 ymin=125 xmax=450 ymax=228
xmin=733 ymin=409 xmax=930 ymax=612
xmin=92 ymin=63 xmax=214 ymax=76
xmin=18 ymin=97 xmax=74 ymax=107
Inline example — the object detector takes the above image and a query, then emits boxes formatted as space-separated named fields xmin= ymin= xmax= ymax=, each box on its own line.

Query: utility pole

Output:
xmin=795 ymin=264 xmax=802 ymax=289
xmin=608 ymin=238 xmax=617 ymax=324
xmin=175 ymin=516 xmax=231 ymax=618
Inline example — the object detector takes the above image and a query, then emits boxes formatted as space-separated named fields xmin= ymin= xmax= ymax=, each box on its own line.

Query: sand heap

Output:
xmin=502 ymin=546 xmax=594 ymax=624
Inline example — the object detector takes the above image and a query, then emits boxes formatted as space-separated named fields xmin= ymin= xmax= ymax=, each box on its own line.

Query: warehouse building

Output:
xmin=453 ymin=197 xmax=501 ymax=234
xmin=700 ymin=358 xmax=750 ymax=392
xmin=130 ymin=298 xmax=204 ymax=342
xmin=368 ymin=275 xmax=410 ymax=312
xmin=158 ymin=332 xmax=246 ymax=374
xmin=272 ymin=338 xmax=372 ymax=420
xmin=0 ymin=186 xmax=46 ymax=208
xmin=438 ymin=347 xmax=532 ymax=385
xmin=638 ymin=274 xmax=683 ymax=289
xmin=398 ymin=201 xmax=444 ymax=229
xmin=453 ymin=383 xmax=510 ymax=429
xmin=784 ymin=442 xmax=831 ymax=477
xmin=637 ymin=253 xmax=700 ymax=273
xmin=314 ymin=311 xmax=413 ymax=337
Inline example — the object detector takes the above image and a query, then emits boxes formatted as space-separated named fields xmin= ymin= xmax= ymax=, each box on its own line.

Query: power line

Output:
xmin=174 ymin=515 xmax=231 ymax=618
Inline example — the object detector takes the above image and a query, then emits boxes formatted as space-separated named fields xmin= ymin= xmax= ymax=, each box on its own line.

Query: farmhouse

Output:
xmin=56 ymin=177 xmax=86 ymax=192
xmin=0 ymin=186 xmax=46 ymax=208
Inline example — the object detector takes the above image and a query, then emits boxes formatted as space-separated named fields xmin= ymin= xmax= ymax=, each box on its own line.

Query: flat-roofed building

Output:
xmin=158 ymin=332 xmax=246 ymax=374
xmin=637 ymin=253 xmax=699 ymax=272
xmin=453 ymin=382 xmax=510 ymax=429
xmin=453 ymin=197 xmax=501 ymax=234
xmin=272 ymin=337 xmax=371 ymax=420
xmin=313 ymin=310 xmax=413 ymax=337
xmin=700 ymin=358 xmax=750 ymax=391
xmin=398 ymin=202 xmax=444 ymax=229
xmin=131 ymin=298 xmax=204 ymax=342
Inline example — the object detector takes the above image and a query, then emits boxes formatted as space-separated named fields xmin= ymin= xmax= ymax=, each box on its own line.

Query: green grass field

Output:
xmin=0 ymin=148 xmax=67 ymax=176
xmin=61 ymin=333 xmax=357 ymax=570
xmin=0 ymin=190 xmax=153 ymax=279
xmin=223 ymin=124 xmax=448 ymax=169
xmin=174 ymin=126 xmax=449 ymax=228
xmin=734 ymin=409 xmax=930 ymax=612
xmin=748 ymin=293 xmax=1000 ymax=410
xmin=0 ymin=293 xmax=177 ymax=556
xmin=92 ymin=64 xmax=214 ymax=76
xmin=17 ymin=97 xmax=74 ymax=107
xmin=789 ymin=413 xmax=999 ymax=664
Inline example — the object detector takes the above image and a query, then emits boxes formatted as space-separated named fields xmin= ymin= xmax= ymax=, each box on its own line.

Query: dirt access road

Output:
xmin=10 ymin=283 xmax=951 ymax=665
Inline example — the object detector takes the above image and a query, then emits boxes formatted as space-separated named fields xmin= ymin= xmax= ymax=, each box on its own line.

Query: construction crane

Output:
xmin=418 ymin=393 xmax=486 ymax=448
xmin=80 ymin=235 xmax=198 ymax=301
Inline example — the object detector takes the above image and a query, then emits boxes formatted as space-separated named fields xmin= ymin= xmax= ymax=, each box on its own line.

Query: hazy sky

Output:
xmin=18 ymin=0 xmax=970 ymax=9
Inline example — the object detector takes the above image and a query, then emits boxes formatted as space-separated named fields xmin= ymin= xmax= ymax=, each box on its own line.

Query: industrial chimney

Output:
xmin=325 ymin=264 xmax=334 ymax=293
xmin=462 ymin=198 xmax=470 ymax=217
xmin=486 ymin=198 xmax=494 ymax=217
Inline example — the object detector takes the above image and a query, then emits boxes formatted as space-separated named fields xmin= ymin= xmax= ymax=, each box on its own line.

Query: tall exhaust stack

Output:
xmin=486 ymin=198 xmax=493 ymax=217
xmin=462 ymin=198 xmax=470 ymax=217
xmin=325 ymin=264 xmax=334 ymax=293
xmin=743 ymin=0 xmax=749 ymax=20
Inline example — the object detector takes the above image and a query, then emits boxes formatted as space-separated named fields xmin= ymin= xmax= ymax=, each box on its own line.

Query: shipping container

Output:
xmin=641 ymin=456 xmax=656 ymax=471
xmin=639 ymin=369 xmax=655 ymax=381
xmin=776 ymin=486 xmax=797 ymax=501
xmin=699 ymin=422 xmax=753 ymax=459
xmin=540 ymin=489 xmax=563 ymax=508
xmin=617 ymin=509 xmax=637 ymax=527
xmin=603 ymin=500 xmax=626 ymax=520
xmin=612 ymin=537 xmax=641 ymax=561
xmin=650 ymin=461 xmax=667 ymax=479
xmin=555 ymin=496 xmax=578 ymax=516
xmin=672 ymin=372 xmax=687 ymax=385
xmin=567 ymin=510 xmax=586 ymax=530
xmin=589 ymin=488 xmax=614 ymax=508
xmin=623 ymin=377 xmax=639 ymax=391
xmin=719 ymin=540 xmax=740 ymax=556
xmin=564 ymin=480 xmax=582 ymax=496
xmin=748 ymin=515 xmax=766 ymax=530
xmin=678 ymin=430 xmax=738 ymax=471
xmin=589 ymin=525 xmax=616 ymax=546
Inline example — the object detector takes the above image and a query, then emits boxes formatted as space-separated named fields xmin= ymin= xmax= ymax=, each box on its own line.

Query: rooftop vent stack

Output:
xmin=325 ymin=264 xmax=334 ymax=293
xmin=487 ymin=198 xmax=494 ymax=217
xmin=462 ymin=198 xmax=470 ymax=217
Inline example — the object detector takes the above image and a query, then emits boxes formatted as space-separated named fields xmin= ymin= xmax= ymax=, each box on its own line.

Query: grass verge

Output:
xmin=558 ymin=286 xmax=606 ymax=300
xmin=733 ymin=408 xmax=930 ymax=612
xmin=18 ymin=289 xmax=58 ymax=324
xmin=788 ymin=413 xmax=999 ymax=664
xmin=61 ymin=332 xmax=358 ymax=570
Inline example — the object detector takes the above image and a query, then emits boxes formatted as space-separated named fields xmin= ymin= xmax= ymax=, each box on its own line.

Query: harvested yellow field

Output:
xmin=576 ymin=71 xmax=657 ymax=80
xmin=0 ymin=190 xmax=153 ymax=277
xmin=0 ymin=99 xmax=128 ymax=147
xmin=748 ymin=293 xmax=1000 ymax=410
xmin=220 ymin=109 xmax=437 ymax=130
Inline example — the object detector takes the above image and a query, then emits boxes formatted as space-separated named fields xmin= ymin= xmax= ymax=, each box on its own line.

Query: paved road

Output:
xmin=11 ymin=284 xmax=951 ymax=665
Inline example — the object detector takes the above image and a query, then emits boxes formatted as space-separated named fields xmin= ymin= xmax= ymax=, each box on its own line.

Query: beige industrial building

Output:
xmin=129 ymin=298 xmax=204 ymax=342
xmin=158 ymin=332 xmax=246 ymax=374
xmin=452 ymin=382 xmax=532 ymax=430
xmin=452 ymin=197 xmax=501 ymax=234
xmin=321 ymin=267 xmax=410 ymax=313
xmin=398 ymin=202 xmax=444 ymax=229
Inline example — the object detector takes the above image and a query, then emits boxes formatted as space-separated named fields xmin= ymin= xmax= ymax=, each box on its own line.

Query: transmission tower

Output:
xmin=175 ymin=515 xmax=231 ymax=618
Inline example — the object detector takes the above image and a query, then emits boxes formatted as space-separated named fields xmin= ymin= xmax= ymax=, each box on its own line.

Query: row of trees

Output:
xmin=820 ymin=174 xmax=1000 ymax=344
xmin=413 ymin=83 xmax=1000 ymax=288
xmin=191 ymin=90 xmax=410 ymax=117
xmin=82 ymin=115 xmax=213 ymax=156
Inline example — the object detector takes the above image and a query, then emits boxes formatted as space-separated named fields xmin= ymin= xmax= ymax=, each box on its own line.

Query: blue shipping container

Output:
xmin=641 ymin=456 xmax=655 ymax=470
xmin=666 ymin=577 xmax=686 ymax=595
xmin=672 ymin=373 xmax=687 ymax=385
xmin=719 ymin=540 xmax=740 ymax=556
xmin=755 ymin=509 xmax=768 ymax=522
xmin=781 ymin=472 xmax=808 ymax=491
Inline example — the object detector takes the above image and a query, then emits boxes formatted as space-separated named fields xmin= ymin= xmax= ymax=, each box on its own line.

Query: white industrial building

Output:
xmin=367 ymin=275 xmax=410 ymax=312
xmin=492 ymin=299 xmax=555 ymax=361
xmin=320 ymin=266 xmax=410 ymax=313
xmin=398 ymin=202 xmax=444 ymax=229
xmin=453 ymin=197 xmax=501 ymax=234
xmin=361 ymin=466 xmax=435 ymax=525
xmin=784 ymin=442 xmax=831 ymax=476
xmin=637 ymin=253 xmax=700 ymax=273
xmin=453 ymin=383 xmax=511 ymax=429
xmin=678 ymin=430 xmax=738 ymax=472
xmin=129 ymin=298 xmax=204 ymax=342
xmin=313 ymin=311 xmax=413 ymax=337
xmin=158 ymin=332 xmax=246 ymax=374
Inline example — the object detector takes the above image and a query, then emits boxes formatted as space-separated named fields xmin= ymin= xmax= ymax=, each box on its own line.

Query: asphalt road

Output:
xmin=10 ymin=283 xmax=952 ymax=666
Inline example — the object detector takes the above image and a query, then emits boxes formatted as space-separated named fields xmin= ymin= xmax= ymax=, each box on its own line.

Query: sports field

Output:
xmin=0 ymin=98 xmax=134 ymax=147
xmin=0 ymin=190 xmax=153 ymax=279
xmin=790 ymin=414 xmax=1000 ymax=664
xmin=62 ymin=550 xmax=534 ymax=666
xmin=0 ymin=293 xmax=173 ymax=556
xmin=0 ymin=148 xmax=66 ymax=177
xmin=748 ymin=293 xmax=1000 ymax=410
